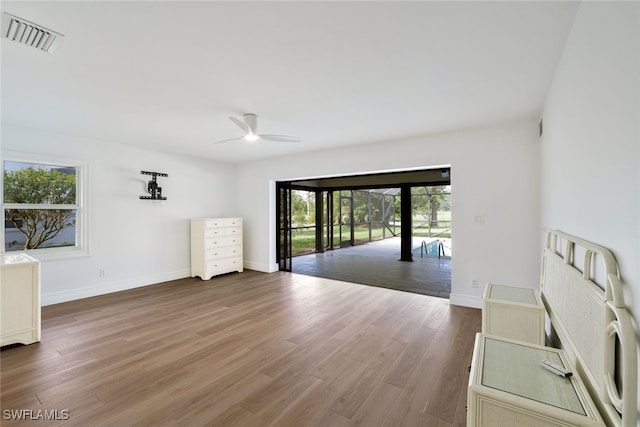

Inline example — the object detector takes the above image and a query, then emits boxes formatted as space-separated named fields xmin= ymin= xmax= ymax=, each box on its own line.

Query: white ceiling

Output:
xmin=1 ymin=1 xmax=579 ymax=164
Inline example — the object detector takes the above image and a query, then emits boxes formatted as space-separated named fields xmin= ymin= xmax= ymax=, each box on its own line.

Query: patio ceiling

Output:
xmin=289 ymin=167 xmax=450 ymax=191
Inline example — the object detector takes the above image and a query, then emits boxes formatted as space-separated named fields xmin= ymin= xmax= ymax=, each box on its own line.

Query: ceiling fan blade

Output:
xmin=259 ymin=134 xmax=302 ymax=143
xmin=213 ymin=136 xmax=244 ymax=145
xmin=229 ymin=116 xmax=251 ymax=134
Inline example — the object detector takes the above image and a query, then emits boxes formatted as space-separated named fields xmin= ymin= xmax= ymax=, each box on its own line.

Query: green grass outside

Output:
xmin=290 ymin=225 xmax=390 ymax=255
xmin=289 ymin=220 xmax=451 ymax=256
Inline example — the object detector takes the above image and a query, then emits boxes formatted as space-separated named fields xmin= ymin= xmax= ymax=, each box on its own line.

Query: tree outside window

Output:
xmin=3 ymin=161 xmax=78 ymax=251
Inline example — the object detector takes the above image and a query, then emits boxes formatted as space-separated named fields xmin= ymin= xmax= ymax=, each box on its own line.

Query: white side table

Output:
xmin=468 ymin=333 xmax=604 ymax=426
xmin=482 ymin=283 xmax=545 ymax=345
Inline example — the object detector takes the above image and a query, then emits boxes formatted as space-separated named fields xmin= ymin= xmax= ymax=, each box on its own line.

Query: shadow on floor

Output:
xmin=291 ymin=237 xmax=451 ymax=298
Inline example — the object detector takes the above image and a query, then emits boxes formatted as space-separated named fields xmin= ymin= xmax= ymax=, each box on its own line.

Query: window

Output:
xmin=2 ymin=154 xmax=88 ymax=258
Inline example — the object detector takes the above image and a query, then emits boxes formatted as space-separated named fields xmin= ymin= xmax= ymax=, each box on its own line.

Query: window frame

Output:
xmin=1 ymin=151 xmax=90 ymax=260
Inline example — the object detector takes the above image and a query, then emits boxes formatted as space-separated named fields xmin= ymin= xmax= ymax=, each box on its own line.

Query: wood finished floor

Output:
xmin=1 ymin=270 xmax=480 ymax=426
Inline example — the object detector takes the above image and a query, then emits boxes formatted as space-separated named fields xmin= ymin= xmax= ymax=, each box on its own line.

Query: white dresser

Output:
xmin=468 ymin=334 xmax=604 ymax=427
xmin=1 ymin=253 xmax=41 ymax=346
xmin=191 ymin=218 xmax=243 ymax=280
xmin=482 ymin=283 xmax=545 ymax=345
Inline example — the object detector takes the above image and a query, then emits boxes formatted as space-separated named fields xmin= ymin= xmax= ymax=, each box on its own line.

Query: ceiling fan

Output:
xmin=214 ymin=113 xmax=301 ymax=144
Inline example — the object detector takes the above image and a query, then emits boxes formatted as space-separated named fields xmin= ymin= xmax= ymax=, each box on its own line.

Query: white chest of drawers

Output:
xmin=1 ymin=253 xmax=41 ymax=346
xmin=191 ymin=218 xmax=243 ymax=280
xmin=468 ymin=334 xmax=604 ymax=427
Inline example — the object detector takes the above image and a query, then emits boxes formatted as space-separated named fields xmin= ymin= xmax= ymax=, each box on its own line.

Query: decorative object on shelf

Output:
xmin=139 ymin=171 xmax=167 ymax=200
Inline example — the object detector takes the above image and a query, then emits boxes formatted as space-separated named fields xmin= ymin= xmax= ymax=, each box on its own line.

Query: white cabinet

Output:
xmin=482 ymin=283 xmax=545 ymax=345
xmin=1 ymin=253 xmax=41 ymax=346
xmin=468 ymin=334 xmax=604 ymax=427
xmin=191 ymin=218 xmax=243 ymax=280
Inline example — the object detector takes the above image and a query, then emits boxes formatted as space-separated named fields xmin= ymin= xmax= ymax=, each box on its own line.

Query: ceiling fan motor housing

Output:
xmin=244 ymin=113 xmax=258 ymax=133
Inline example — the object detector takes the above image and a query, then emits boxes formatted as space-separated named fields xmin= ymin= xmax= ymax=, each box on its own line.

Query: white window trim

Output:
xmin=1 ymin=151 xmax=91 ymax=260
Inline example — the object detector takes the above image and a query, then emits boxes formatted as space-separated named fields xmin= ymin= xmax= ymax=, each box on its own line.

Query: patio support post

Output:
xmin=400 ymin=184 xmax=413 ymax=262
xmin=350 ymin=190 xmax=355 ymax=245
xmin=327 ymin=191 xmax=334 ymax=249
xmin=382 ymin=195 xmax=386 ymax=239
xmin=315 ymin=190 xmax=324 ymax=253
xmin=368 ymin=191 xmax=372 ymax=242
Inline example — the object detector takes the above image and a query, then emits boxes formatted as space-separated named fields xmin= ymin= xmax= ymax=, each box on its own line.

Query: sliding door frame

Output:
xmin=276 ymin=181 xmax=293 ymax=271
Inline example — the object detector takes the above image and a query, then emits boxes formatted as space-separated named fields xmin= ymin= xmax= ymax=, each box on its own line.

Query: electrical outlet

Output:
xmin=99 ymin=269 xmax=106 ymax=278
xmin=471 ymin=279 xmax=478 ymax=288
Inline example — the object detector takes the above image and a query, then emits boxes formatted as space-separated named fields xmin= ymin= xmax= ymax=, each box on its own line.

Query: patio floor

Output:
xmin=291 ymin=237 xmax=451 ymax=298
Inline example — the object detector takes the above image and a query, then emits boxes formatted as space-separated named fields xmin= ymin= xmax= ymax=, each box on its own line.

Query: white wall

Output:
xmin=540 ymin=1 xmax=639 ymax=415
xmin=237 ymin=118 xmax=541 ymax=307
xmin=1 ymin=124 xmax=237 ymax=304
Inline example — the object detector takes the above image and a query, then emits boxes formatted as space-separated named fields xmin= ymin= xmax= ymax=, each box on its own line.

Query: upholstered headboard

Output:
xmin=540 ymin=230 xmax=637 ymax=427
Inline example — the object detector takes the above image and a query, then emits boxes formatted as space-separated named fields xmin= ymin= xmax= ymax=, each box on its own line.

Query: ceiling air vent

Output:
xmin=1 ymin=12 xmax=63 ymax=53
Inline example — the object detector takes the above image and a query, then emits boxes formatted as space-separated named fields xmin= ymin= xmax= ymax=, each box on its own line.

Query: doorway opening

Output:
xmin=276 ymin=167 xmax=452 ymax=298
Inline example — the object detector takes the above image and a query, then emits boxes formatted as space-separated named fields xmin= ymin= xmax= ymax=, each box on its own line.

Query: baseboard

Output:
xmin=449 ymin=292 xmax=482 ymax=309
xmin=41 ymin=269 xmax=191 ymax=306
xmin=243 ymin=260 xmax=279 ymax=273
